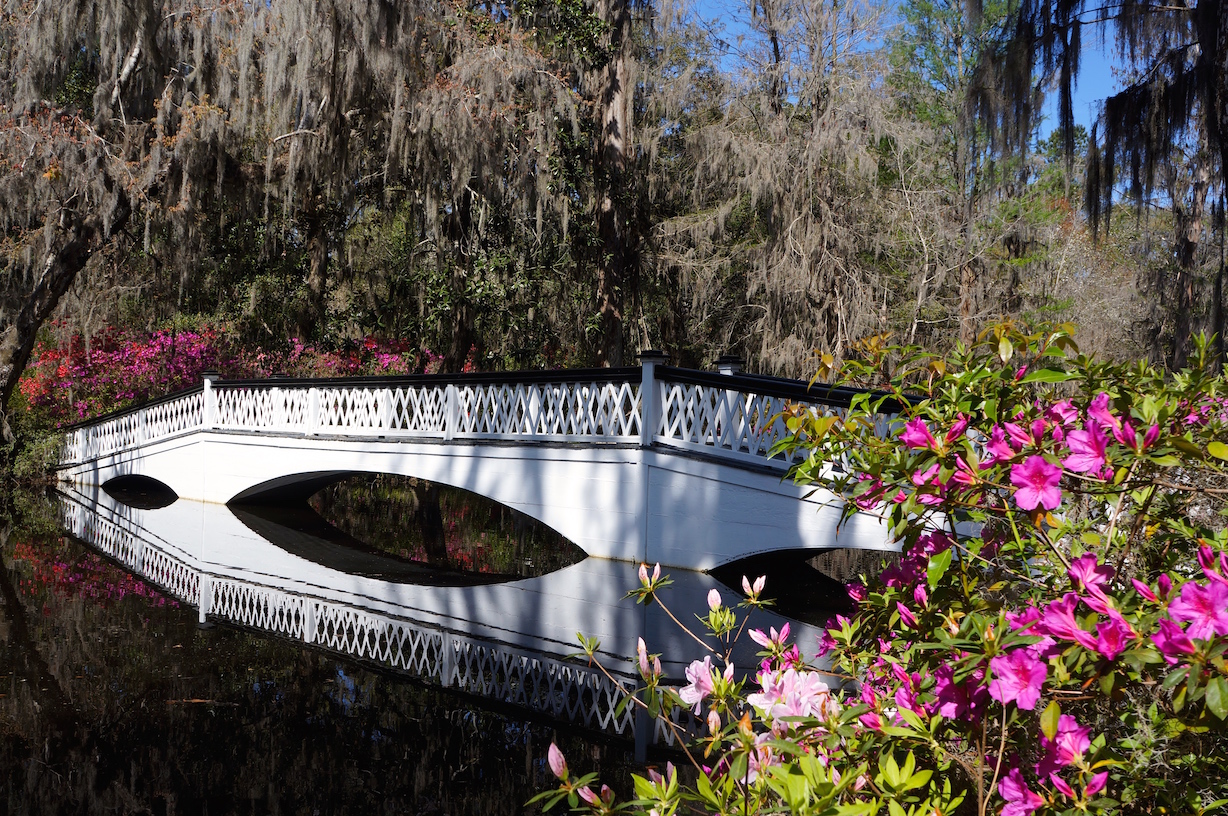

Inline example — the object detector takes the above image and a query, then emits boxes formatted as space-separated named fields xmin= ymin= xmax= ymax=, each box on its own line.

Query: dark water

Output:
xmin=2 ymin=479 xmax=841 ymax=814
xmin=0 ymin=487 xmax=635 ymax=816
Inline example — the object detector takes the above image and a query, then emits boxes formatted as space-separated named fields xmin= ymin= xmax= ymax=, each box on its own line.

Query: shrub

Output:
xmin=538 ymin=324 xmax=1228 ymax=816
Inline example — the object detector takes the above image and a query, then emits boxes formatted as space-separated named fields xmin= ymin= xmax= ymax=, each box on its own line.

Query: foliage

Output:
xmin=16 ymin=324 xmax=447 ymax=427
xmin=537 ymin=325 xmax=1228 ymax=815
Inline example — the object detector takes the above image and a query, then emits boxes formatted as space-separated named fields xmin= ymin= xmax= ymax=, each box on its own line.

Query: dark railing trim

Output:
xmin=656 ymin=366 xmax=902 ymax=412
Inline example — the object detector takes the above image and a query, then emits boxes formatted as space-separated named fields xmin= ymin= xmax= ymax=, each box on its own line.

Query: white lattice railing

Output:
xmin=59 ymin=363 xmax=887 ymax=474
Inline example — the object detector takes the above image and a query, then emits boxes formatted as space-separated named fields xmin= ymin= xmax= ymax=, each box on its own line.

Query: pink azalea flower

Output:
xmin=1035 ymin=715 xmax=1092 ymax=776
xmin=988 ymin=648 xmax=1048 ymax=710
xmin=1011 ymin=455 xmax=1063 ymax=511
xmin=1063 ymin=420 xmax=1108 ymax=474
xmin=999 ymin=767 xmax=1044 ymax=816
xmin=1046 ymin=399 xmax=1079 ymax=427
xmin=1036 ymin=594 xmax=1099 ymax=651
xmin=1067 ymin=553 xmax=1114 ymax=599
xmin=749 ymin=623 xmax=791 ymax=649
xmin=1050 ymin=773 xmax=1076 ymax=798
xmin=944 ymin=414 xmax=970 ymax=443
xmin=1095 ymin=613 xmax=1136 ymax=660
xmin=1151 ymin=619 xmax=1197 ymax=664
xmin=1197 ymin=545 xmax=1228 ymax=586
xmin=984 ymin=425 xmax=1017 ymax=465
xmin=1086 ymin=771 xmax=1109 ymax=797
xmin=1131 ymin=578 xmax=1159 ymax=602
xmin=900 ymin=417 xmax=938 ymax=450
xmin=1003 ymin=422 xmax=1034 ymax=449
xmin=934 ymin=664 xmax=988 ymax=721
xmin=1158 ymin=574 xmax=1173 ymax=599
xmin=858 ymin=712 xmax=884 ymax=731
xmin=951 ymin=453 xmax=978 ymax=486
xmin=846 ymin=582 xmax=867 ymax=602
xmin=1166 ymin=581 xmax=1228 ymax=640
xmin=1088 ymin=392 xmax=1121 ymax=432
xmin=678 ymin=656 xmax=716 ymax=713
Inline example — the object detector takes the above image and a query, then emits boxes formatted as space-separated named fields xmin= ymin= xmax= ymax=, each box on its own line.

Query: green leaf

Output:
xmin=1019 ymin=368 xmax=1076 ymax=384
xmin=1209 ymin=441 xmax=1228 ymax=461
xmin=1206 ymin=676 xmax=1228 ymax=720
xmin=998 ymin=336 xmax=1014 ymax=363
xmin=1040 ymin=700 xmax=1061 ymax=740
xmin=927 ymin=547 xmax=953 ymax=589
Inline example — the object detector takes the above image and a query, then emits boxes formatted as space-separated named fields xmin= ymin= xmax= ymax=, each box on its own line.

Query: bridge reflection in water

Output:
xmin=56 ymin=486 xmax=832 ymax=758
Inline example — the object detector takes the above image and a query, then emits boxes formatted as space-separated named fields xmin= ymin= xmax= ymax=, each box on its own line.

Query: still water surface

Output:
xmin=1 ymin=479 xmax=836 ymax=814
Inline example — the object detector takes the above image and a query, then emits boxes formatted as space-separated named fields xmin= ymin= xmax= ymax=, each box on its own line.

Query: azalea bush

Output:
xmin=16 ymin=323 xmax=456 ymax=426
xmin=538 ymin=325 xmax=1228 ymax=816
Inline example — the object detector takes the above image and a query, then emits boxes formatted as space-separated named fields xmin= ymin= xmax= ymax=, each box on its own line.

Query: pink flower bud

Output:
xmin=637 ymin=637 xmax=650 ymax=676
xmin=1085 ymin=771 xmax=1108 ymax=797
xmin=577 ymin=786 xmax=598 ymax=805
xmin=707 ymin=709 xmax=721 ymax=734
xmin=548 ymin=743 xmax=568 ymax=780
xmin=707 ymin=589 xmax=722 ymax=611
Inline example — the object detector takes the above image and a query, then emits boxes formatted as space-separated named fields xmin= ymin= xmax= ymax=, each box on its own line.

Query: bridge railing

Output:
xmin=59 ymin=362 xmax=895 ymax=472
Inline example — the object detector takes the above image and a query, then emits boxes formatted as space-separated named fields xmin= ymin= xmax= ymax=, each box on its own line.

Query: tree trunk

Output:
xmin=593 ymin=0 xmax=633 ymax=367
xmin=296 ymin=207 xmax=330 ymax=342
xmin=0 ymin=194 xmax=131 ymax=442
xmin=1171 ymin=156 xmax=1209 ymax=371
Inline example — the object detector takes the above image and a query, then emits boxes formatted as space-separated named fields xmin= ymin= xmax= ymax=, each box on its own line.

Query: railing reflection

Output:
xmin=57 ymin=488 xmax=827 ymax=751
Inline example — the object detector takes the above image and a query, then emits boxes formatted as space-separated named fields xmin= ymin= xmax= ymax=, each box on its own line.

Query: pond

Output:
xmin=1 ymin=479 xmax=845 ymax=814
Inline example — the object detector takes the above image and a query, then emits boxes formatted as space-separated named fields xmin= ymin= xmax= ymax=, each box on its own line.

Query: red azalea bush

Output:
xmin=17 ymin=324 xmax=452 ymax=426
xmin=538 ymin=325 xmax=1228 ymax=816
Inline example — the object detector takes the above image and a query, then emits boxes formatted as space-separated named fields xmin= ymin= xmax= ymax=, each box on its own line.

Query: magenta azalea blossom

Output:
xmin=1046 ymin=399 xmax=1079 ymax=426
xmin=1063 ymin=420 xmax=1108 ymax=474
xmin=1036 ymin=594 xmax=1099 ymax=651
xmin=1067 ymin=553 xmax=1114 ymax=598
xmin=1131 ymin=578 xmax=1159 ymax=602
xmin=1088 ymin=392 xmax=1121 ymax=432
xmin=934 ymin=664 xmax=988 ymax=721
xmin=1011 ymin=455 xmax=1063 ymax=511
xmin=984 ymin=425 xmax=1017 ymax=465
xmin=988 ymin=649 xmax=1048 ymax=710
xmin=1166 ymin=580 xmax=1228 ymax=640
xmin=900 ymin=417 xmax=938 ymax=450
xmin=999 ymin=767 xmax=1044 ymax=816
xmin=944 ymin=414 xmax=970 ymax=443
xmin=1151 ymin=619 xmax=1197 ymax=664
xmin=1035 ymin=715 xmax=1092 ymax=776
xmin=1095 ymin=613 xmax=1136 ymax=660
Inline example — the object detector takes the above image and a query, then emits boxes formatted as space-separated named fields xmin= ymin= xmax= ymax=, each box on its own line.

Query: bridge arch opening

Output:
xmin=102 ymin=474 xmax=178 ymax=509
xmin=708 ymin=548 xmax=898 ymax=625
xmin=237 ymin=472 xmax=587 ymax=579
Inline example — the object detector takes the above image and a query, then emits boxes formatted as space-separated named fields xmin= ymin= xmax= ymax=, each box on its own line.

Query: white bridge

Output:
xmin=57 ymin=358 xmax=894 ymax=570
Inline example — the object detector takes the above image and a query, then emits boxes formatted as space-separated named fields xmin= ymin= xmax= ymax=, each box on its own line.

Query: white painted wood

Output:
xmin=58 ymin=371 xmax=898 ymax=570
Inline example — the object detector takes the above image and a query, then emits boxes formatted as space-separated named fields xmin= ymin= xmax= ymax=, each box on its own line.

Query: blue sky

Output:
xmin=690 ymin=0 xmax=1124 ymax=138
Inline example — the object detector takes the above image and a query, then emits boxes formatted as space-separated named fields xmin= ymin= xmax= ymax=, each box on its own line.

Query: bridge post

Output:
xmin=638 ymin=351 xmax=668 ymax=447
xmin=201 ymin=371 xmax=218 ymax=430
xmin=444 ymin=384 xmax=459 ymax=441
xmin=308 ymin=387 xmax=320 ymax=435
xmin=198 ymin=574 xmax=212 ymax=624
xmin=638 ymin=351 xmax=668 ymax=564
